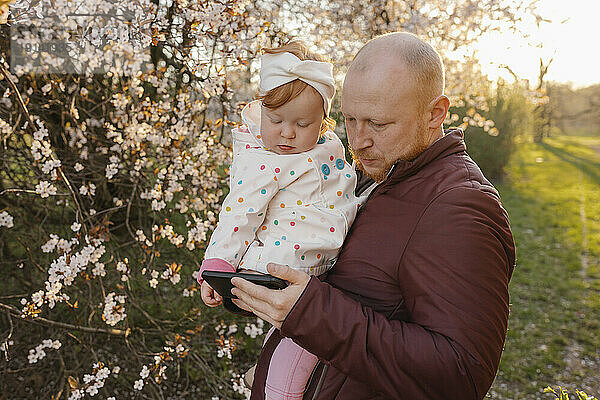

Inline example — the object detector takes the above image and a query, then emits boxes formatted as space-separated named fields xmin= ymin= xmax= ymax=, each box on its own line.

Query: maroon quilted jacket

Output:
xmin=251 ymin=129 xmax=516 ymax=399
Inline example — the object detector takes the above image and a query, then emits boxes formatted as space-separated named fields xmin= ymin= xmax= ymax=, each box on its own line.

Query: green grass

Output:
xmin=488 ymin=135 xmax=600 ymax=399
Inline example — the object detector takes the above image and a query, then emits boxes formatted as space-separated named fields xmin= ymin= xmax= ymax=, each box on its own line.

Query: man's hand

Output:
xmin=200 ymin=281 xmax=223 ymax=307
xmin=231 ymin=263 xmax=310 ymax=329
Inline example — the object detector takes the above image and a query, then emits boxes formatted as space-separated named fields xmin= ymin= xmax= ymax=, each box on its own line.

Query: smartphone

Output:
xmin=201 ymin=270 xmax=288 ymax=316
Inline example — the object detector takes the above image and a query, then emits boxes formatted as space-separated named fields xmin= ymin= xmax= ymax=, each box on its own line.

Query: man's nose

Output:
xmin=350 ymin=122 xmax=372 ymax=150
xmin=280 ymin=124 xmax=296 ymax=139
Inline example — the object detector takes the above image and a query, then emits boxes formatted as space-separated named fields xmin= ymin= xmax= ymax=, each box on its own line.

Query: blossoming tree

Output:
xmin=1 ymin=0 xmax=274 ymax=398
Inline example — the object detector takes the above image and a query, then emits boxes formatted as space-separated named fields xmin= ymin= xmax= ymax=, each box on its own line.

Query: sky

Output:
xmin=472 ymin=0 xmax=599 ymax=88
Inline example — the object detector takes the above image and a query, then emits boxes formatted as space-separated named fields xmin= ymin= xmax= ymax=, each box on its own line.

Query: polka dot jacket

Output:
xmin=200 ymin=100 xmax=364 ymax=277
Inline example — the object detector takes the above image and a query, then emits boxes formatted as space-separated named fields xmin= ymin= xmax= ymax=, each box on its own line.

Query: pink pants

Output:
xmin=264 ymin=329 xmax=318 ymax=400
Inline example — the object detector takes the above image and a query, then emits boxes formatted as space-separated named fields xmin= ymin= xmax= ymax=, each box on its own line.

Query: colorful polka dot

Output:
xmin=245 ymin=240 xmax=249 ymax=245
xmin=225 ymin=206 xmax=231 ymax=212
xmin=317 ymin=254 xmax=321 ymax=259
xmin=234 ymin=226 xmax=239 ymax=232
xmin=238 ymin=197 xmax=244 ymax=203
xmin=281 ymin=236 xmax=286 ymax=240
xmin=308 ymin=157 xmax=312 ymax=162
xmin=335 ymin=158 xmax=345 ymax=170
xmin=346 ymin=173 xmax=351 ymax=178
xmin=258 ymin=212 xmax=264 ymax=216
xmin=261 ymin=226 xmax=267 ymax=230
xmin=261 ymin=189 xmax=266 ymax=194
xmin=275 ymin=241 xmax=280 ymax=246
xmin=301 ymin=255 xmax=305 ymax=260
xmin=294 ymin=244 xmax=300 ymax=250
xmin=337 ymin=191 xmax=342 ymax=196
xmin=280 ymin=203 xmax=285 ymax=208
xmin=260 ymin=165 xmax=265 ymax=170
xmin=330 ymin=155 xmax=334 ymax=161
xmin=290 ymin=222 xmax=295 ymax=226
xmin=248 ymin=208 xmax=254 ymax=212
xmin=275 ymin=167 xmax=280 ymax=173
xmin=301 ymin=216 xmax=306 ymax=220
xmin=330 ymin=227 xmax=335 ymax=232
xmin=321 ymin=164 xmax=330 ymax=175
xmin=317 ymin=137 xmax=326 ymax=144
xmin=290 ymin=171 xmax=295 ymax=175
xmin=297 ymin=200 xmax=302 ymax=205
xmin=257 ymin=134 xmax=261 ymax=138
xmin=274 ymin=177 xmax=278 ymax=181
xmin=274 ymin=220 xmax=278 ymax=225
xmin=329 ymin=205 xmax=334 ymax=209
xmin=246 ymin=144 xmax=250 ymax=149
xmin=238 ymin=180 xmax=243 ymax=184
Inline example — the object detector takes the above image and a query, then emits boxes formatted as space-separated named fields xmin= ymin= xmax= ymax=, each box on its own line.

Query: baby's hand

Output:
xmin=201 ymin=281 xmax=223 ymax=307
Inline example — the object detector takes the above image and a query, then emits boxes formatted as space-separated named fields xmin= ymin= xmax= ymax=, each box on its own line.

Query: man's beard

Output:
xmin=350 ymin=129 xmax=430 ymax=183
xmin=350 ymin=149 xmax=395 ymax=183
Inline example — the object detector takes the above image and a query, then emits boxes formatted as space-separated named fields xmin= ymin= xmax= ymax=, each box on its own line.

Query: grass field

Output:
xmin=488 ymin=135 xmax=600 ymax=399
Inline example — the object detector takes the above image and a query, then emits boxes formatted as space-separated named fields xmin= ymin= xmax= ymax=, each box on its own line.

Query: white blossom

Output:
xmin=41 ymin=234 xmax=60 ymax=252
xmin=27 ymin=339 xmax=61 ymax=364
xmin=0 ymin=211 xmax=14 ymax=228
xmin=140 ymin=365 xmax=150 ymax=379
xmin=35 ymin=181 xmax=58 ymax=198
xmin=102 ymin=292 xmax=127 ymax=326
xmin=133 ymin=379 xmax=144 ymax=390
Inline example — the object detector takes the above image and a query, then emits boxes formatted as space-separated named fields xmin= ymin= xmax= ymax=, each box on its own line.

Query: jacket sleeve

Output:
xmin=202 ymin=152 xmax=279 ymax=273
xmin=280 ymin=187 xmax=514 ymax=399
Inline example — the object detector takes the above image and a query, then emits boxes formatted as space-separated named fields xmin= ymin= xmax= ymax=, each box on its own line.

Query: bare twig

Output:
xmin=0 ymin=188 xmax=39 ymax=197
xmin=128 ymin=297 xmax=164 ymax=332
xmin=0 ymin=303 xmax=131 ymax=337
xmin=0 ymin=294 xmax=29 ymax=299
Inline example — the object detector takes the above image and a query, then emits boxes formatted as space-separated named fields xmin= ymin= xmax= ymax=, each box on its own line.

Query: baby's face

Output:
xmin=260 ymin=86 xmax=324 ymax=155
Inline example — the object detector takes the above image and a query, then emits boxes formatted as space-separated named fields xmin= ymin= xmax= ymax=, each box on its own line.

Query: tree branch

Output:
xmin=0 ymin=303 xmax=131 ymax=337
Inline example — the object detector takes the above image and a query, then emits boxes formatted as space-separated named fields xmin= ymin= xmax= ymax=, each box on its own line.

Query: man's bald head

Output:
xmin=348 ymin=32 xmax=445 ymax=111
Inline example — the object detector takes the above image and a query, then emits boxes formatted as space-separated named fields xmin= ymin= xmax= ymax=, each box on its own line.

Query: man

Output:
xmin=231 ymin=32 xmax=515 ymax=400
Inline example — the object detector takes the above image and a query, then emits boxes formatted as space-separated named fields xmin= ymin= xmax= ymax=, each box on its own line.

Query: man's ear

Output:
xmin=427 ymin=95 xmax=450 ymax=130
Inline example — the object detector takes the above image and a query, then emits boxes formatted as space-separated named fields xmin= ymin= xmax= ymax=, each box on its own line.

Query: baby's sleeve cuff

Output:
xmin=197 ymin=258 xmax=236 ymax=284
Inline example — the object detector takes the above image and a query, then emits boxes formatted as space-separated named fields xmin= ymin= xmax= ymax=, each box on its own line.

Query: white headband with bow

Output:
xmin=259 ymin=52 xmax=336 ymax=116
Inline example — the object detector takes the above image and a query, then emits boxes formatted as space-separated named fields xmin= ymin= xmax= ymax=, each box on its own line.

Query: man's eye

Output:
xmin=297 ymin=122 xmax=309 ymax=128
xmin=270 ymin=120 xmax=282 ymax=124
xmin=345 ymin=117 xmax=355 ymax=123
xmin=369 ymin=121 xmax=386 ymax=128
